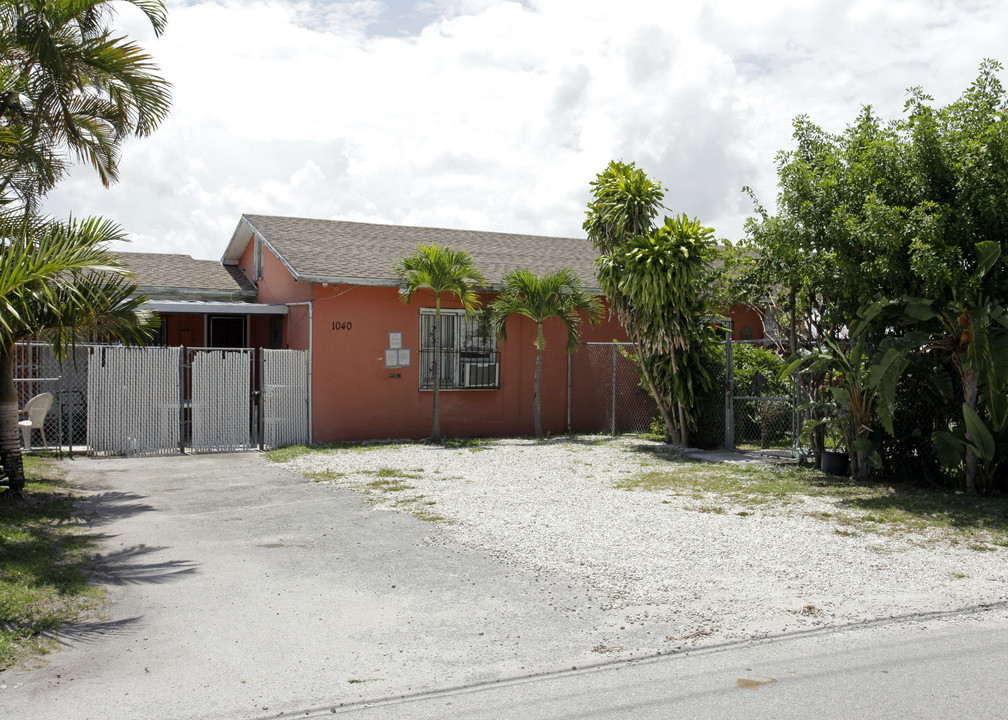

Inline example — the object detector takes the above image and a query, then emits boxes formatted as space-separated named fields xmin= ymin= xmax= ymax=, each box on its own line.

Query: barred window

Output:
xmin=418 ymin=309 xmax=499 ymax=389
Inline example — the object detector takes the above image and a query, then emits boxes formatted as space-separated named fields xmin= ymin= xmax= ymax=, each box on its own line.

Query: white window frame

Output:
xmin=418 ymin=309 xmax=498 ymax=390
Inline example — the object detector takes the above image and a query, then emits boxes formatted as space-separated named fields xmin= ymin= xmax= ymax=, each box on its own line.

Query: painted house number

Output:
xmin=331 ymin=321 xmax=352 ymax=331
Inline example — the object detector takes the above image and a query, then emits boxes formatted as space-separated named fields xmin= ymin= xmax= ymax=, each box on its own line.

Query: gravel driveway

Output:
xmin=286 ymin=435 xmax=1008 ymax=643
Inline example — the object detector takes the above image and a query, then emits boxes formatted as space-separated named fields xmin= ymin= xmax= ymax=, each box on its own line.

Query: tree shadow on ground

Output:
xmin=833 ymin=485 xmax=1008 ymax=537
xmin=90 ymin=543 xmax=198 ymax=586
xmin=54 ymin=616 xmax=143 ymax=647
xmin=74 ymin=491 xmax=156 ymax=527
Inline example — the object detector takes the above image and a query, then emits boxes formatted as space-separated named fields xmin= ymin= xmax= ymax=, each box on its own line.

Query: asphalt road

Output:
xmin=1 ymin=453 xmax=1005 ymax=719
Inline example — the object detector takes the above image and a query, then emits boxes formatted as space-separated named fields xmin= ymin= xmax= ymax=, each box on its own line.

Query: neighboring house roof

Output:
xmin=221 ymin=214 xmax=602 ymax=291
xmin=118 ymin=251 xmax=258 ymax=302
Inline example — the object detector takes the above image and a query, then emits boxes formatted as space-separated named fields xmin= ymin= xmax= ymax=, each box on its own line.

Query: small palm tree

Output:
xmin=394 ymin=244 xmax=486 ymax=442
xmin=486 ymin=268 xmax=602 ymax=438
xmin=0 ymin=213 xmax=157 ymax=501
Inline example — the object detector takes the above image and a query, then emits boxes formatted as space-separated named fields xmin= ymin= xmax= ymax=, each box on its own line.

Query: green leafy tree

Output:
xmin=1 ymin=214 xmax=157 ymax=500
xmin=485 ymin=268 xmax=602 ymax=438
xmin=0 ymin=0 xmax=171 ymax=211
xmin=585 ymin=160 xmax=720 ymax=446
xmin=739 ymin=60 xmax=1008 ymax=486
xmin=394 ymin=244 xmax=486 ymax=442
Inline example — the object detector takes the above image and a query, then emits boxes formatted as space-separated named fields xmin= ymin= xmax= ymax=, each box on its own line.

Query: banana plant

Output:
xmin=892 ymin=242 xmax=1008 ymax=492
xmin=782 ymin=309 xmax=920 ymax=481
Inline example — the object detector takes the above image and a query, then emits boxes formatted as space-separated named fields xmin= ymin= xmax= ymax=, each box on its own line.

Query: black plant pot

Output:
xmin=821 ymin=450 xmax=850 ymax=477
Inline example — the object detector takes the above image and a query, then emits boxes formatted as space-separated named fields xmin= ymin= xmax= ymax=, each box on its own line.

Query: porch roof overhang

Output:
xmin=141 ymin=300 xmax=289 ymax=316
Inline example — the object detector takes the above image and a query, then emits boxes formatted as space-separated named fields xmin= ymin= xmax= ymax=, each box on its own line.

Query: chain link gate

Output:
xmin=87 ymin=345 xmax=182 ymax=456
xmin=15 ymin=343 xmax=310 ymax=456
xmin=724 ymin=337 xmax=799 ymax=452
xmin=260 ymin=348 xmax=309 ymax=450
xmin=187 ymin=347 xmax=253 ymax=453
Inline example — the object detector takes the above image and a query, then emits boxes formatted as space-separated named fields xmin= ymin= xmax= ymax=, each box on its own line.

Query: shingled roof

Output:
xmin=222 ymin=214 xmax=602 ymax=291
xmin=118 ymin=251 xmax=257 ymax=301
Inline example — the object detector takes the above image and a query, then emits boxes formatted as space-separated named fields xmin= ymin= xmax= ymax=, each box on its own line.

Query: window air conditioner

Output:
xmin=461 ymin=361 xmax=498 ymax=388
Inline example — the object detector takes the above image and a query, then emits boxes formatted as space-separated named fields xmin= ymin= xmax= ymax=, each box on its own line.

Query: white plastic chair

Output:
xmin=19 ymin=392 xmax=53 ymax=450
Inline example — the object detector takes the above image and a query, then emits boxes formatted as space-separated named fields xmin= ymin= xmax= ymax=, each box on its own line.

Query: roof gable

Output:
xmin=118 ymin=251 xmax=257 ymax=301
xmin=223 ymin=214 xmax=602 ymax=290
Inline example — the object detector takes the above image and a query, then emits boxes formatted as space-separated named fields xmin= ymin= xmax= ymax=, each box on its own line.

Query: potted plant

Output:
xmin=819 ymin=410 xmax=850 ymax=476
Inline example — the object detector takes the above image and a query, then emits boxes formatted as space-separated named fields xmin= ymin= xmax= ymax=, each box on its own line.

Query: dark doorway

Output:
xmin=208 ymin=315 xmax=247 ymax=348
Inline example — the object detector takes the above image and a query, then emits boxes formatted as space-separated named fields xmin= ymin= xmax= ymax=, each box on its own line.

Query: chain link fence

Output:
xmin=13 ymin=341 xmax=91 ymax=455
xmin=569 ymin=339 xmax=800 ymax=451
xmin=569 ymin=342 xmax=657 ymax=435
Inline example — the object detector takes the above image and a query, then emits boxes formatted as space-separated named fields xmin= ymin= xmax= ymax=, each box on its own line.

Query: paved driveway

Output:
xmin=1 ymin=452 xmax=1007 ymax=719
xmin=2 ymin=453 xmax=613 ymax=719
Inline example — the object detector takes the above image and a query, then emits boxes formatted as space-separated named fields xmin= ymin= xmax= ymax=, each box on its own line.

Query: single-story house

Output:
xmin=119 ymin=214 xmax=765 ymax=443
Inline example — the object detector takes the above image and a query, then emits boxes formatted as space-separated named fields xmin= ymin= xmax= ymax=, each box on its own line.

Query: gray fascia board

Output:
xmin=136 ymin=286 xmax=257 ymax=301
xmin=141 ymin=300 xmax=288 ymax=315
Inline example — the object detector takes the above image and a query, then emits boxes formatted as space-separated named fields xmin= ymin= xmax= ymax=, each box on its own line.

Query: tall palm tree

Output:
xmin=486 ymin=268 xmax=602 ymax=438
xmin=0 ymin=1 xmax=170 ymax=499
xmin=395 ymin=244 xmax=486 ymax=442
xmin=0 ymin=0 xmax=172 ymax=210
xmin=0 ymin=213 xmax=157 ymax=500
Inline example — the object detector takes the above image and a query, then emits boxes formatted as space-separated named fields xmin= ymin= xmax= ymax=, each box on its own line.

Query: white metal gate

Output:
xmin=261 ymin=349 xmax=309 ymax=449
xmin=191 ymin=348 xmax=252 ymax=452
xmin=87 ymin=346 xmax=181 ymax=456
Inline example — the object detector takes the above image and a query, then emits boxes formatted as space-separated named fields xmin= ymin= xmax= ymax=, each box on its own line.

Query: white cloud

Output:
xmin=39 ymin=0 xmax=1008 ymax=259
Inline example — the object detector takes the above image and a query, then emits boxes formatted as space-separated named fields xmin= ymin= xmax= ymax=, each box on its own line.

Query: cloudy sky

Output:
xmin=39 ymin=0 xmax=1008 ymax=259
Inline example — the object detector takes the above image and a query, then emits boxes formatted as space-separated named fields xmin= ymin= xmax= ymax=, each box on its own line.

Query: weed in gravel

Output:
xmin=441 ymin=437 xmax=493 ymax=450
xmin=352 ymin=469 xmax=449 ymax=523
xmin=305 ymin=470 xmax=345 ymax=483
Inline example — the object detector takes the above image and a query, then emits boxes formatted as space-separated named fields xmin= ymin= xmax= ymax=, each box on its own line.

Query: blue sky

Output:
xmin=39 ymin=0 xmax=1008 ymax=259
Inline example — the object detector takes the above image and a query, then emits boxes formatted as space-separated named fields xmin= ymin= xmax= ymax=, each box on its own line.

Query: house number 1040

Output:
xmin=331 ymin=321 xmax=352 ymax=331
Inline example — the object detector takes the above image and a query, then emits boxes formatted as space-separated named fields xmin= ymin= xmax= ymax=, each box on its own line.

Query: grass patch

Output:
xmin=615 ymin=464 xmax=821 ymax=501
xmin=0 ymin=457 xmax=103 ymax=669
xmin=616 ymin=461 xmax=1008 ymax=546
xmin=264 ymin=440 xmax=406 ymax=463
xmin=441 ymin=437 xmax=494 ymax=451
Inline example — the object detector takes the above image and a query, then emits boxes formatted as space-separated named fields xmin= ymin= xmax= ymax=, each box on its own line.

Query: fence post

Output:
xmin=178 ymin=350 xmax=185 ymax=453
xmin=567 ymin=352 xmax=572 ymax=433
xmin=257 ymin=348 xmax=264 ymax=451
xmin=724 ymin=332 xmax=734 ymax=450
xmin=610 ymin=343 xmax=617 ymax=437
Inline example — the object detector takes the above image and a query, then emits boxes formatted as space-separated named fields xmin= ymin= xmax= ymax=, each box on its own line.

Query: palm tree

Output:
xmin=0 ymin=0 xmax=172 ymax=210
xmin=486 ymin=268 xmax=602 ymax=438
xmin=395 ymin=244 xmax=486 ymax=442
xmin=0 ymin=213 xmax=157 ymax=500
xmin=0 ymin=2 xmax=170 ymax=499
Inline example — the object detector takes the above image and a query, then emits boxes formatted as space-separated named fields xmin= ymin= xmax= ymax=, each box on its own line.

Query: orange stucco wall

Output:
xmin=305 ymin=284 xmax=624 ymax=441
xmin=238 ymin=240 xmax=311 ymax=350
xmin=238 ymin=237 xmax=761 ymax=442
